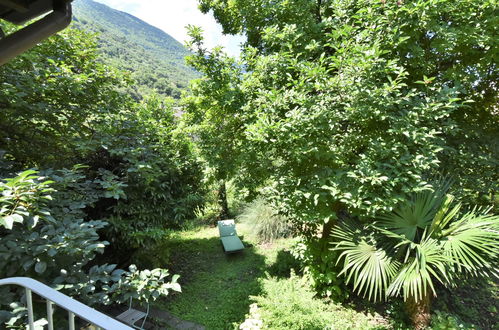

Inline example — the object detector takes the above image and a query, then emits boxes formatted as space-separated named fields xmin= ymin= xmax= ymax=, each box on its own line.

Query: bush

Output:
xmin=291 ymin=240 xmax=347 ymax=301
xmin=331 ymin=182 xmax=499 ymax=328
xmin=0 ymin=170 xmax=180 ymax=326
xmin=238 ymin=198 xmax=292 ymax=242
xmin=79 ymin=96 xmax=205 ymax=253
xmin=244 ymin=273 xmax=383 ymax=330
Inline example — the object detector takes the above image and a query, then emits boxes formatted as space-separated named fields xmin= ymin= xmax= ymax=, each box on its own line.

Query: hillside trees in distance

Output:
xmin=72 ymin=0 xmax=199 ymax=100
xmin=186 ymin=0 xmax=498 ymax=327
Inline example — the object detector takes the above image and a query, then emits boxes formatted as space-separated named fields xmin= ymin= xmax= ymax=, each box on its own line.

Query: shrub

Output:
xmin=80 ymin=96 xmax=205 ymax=254
xmin=332 ymin=181 xmax=499 ymax=329
xmin=238 ymin=198 xmax=292 ymax=242
xmin=0 ymin=170 xmax=180 ymax=326
xmin=112 ymin=265 xmax=181 ymax=303
xmin=291 ymin=240 xmax=347 ymax=301
xmin=431 ymin=311 xmax=477 ymax=330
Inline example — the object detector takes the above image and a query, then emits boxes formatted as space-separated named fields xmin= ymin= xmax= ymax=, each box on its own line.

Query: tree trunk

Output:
xmin=406 ymin=291 xmax=432 ymax=330
xmin=319 ymin=218 xmax=334 ymax=250
xmin=319 ymin=202 xmax=342 ymax=247
xmin=217 ymin=180 xmax=229 ymax=220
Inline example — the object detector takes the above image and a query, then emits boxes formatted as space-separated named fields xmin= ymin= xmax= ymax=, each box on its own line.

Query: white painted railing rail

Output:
xmin=0 ymin=277 xmax=133 ymax=330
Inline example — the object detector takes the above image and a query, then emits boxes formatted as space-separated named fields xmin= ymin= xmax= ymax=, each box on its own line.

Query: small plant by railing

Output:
xmin=0 ymin=277 xmax=132 ymax=330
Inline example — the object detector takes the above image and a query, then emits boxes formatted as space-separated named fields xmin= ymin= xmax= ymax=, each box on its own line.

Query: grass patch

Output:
xmin=154 ymin=223 xmax=294 ymax=328
xmin=153 ymin=223 xmax=389 ymax=329
xmin=244 ymin=273 xmax=387 ymax=330
xmin=150 ymin=222 xmax=499 ymax=330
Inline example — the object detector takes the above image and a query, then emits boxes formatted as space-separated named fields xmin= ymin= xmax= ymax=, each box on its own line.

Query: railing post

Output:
xmin=68 ymin=311 xmax=75 ymax=330
xmin=25 ymin=288 xmax=34 ymax=330
xmin=46 ymin=300 xmax=54 ymax=330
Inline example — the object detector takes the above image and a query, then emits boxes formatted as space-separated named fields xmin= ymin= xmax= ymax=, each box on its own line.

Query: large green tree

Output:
xmin=0 ymin=23 xmax=205 ymax=234
xmin=1 ymin=23 xmax=205 ymax=272
xmin=187 ymin=0 xmax=498 ymax=321
xmin=182 ymin=26 xmax=249 ymax=219
xmin=197 ymin=0 xmax=498 ymax=207
xmin=0 ymin=25 xmax=130 ymax=167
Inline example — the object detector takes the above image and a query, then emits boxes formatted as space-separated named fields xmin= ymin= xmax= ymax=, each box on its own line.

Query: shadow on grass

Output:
xmin=267 ymin=249 xmax=302 ymax=279
xmin=155 ymin=233 xmax=266 ymax=329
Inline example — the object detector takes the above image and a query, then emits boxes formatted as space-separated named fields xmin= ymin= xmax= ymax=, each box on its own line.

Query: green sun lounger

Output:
xmin=218 ymin=220 xmax=244 ymax=253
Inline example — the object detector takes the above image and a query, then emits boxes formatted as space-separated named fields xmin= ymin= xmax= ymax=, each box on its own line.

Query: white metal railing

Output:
xmin=0 ymin=277 xmax=133 ymax=330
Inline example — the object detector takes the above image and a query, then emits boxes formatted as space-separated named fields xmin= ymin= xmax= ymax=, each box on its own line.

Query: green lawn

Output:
xmin=154 ymin=223 xmax=292 ymax=328
xmin=153 ymin=223 xmax=388 ymax=329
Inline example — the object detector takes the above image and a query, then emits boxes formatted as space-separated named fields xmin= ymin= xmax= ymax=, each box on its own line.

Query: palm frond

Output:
xmin=429 ymin=194 xmax=461 ymax=236
xmin=332 ymin=177 xmax=497 ymax=306
xmin=331 ymin=221 xmax=400 ymax=301
xmin=379 ymin=189 xmax=437 ymax=241
xmin=441 ymin=209 xmax=499 ymax=276
xmin=387 ymin=237 xmax=450 ymax=301
xmin=379 ymin=177 xmax=451 ymax=242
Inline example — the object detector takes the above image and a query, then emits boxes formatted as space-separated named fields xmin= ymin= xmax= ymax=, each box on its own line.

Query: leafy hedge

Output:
xmin=0 ymin=170 xmax=180 ymax=326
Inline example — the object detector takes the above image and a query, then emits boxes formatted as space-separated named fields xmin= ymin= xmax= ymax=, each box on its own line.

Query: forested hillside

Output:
xmin=72 ymin=0 xmax=198 ymax=99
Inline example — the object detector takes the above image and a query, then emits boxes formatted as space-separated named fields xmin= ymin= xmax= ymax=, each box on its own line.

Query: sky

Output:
xmin=93 ymin=0 xmax=245 ymax=57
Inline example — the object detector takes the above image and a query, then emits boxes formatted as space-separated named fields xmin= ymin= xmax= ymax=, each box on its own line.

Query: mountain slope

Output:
xmin=72 ymin=0 xmax=197 ymax=99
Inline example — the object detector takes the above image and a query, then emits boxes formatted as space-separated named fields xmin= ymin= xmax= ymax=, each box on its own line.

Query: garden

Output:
xmin=0 ymin=0 xmax=498 ymax=329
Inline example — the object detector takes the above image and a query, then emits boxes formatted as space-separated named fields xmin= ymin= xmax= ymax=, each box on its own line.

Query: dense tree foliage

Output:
xmin=199 ymin=0 xmax=498 ymax=204
xmin=0 ymin=0 xmax=497 ymax=327
xmin=0 ymin=26 xmax=128 ymax=167
xmin=182 ymin=29 xmax=249 ymax=218
xmin=187 ymin=0 xmax=498 ymax=326
xmin=0 ymin=23 xmax=204 ymax=236
xmin=0 ymin=21 xmax=201 ymax=326
xmin=94 ymin=96 xmax=205 ymax=252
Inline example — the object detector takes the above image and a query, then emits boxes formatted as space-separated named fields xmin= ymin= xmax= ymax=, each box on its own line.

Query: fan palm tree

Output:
xmin=331 ymin=183 xmax=499 ymax=329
